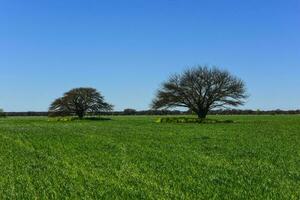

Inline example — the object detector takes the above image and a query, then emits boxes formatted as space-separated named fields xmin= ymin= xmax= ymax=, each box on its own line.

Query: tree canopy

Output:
xmin=152 ymin=66 xmax=248 ymax=118
xmin=49 ymin=87 xmax=113 ymax=118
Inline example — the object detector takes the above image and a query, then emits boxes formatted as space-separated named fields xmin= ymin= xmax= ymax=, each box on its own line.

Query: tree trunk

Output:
xmin=196 ymin=109 xmax=208 ymax=119
xmin=77 ymin=111 xmax=84 ymax=119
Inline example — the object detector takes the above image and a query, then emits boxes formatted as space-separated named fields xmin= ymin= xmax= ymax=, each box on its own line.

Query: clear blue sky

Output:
xmin=0 ymin=0 xmax=299 ymax=111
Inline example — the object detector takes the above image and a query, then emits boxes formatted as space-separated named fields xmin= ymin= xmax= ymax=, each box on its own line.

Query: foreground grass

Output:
xmin=0 ymin=115 xmax=299 ymax=199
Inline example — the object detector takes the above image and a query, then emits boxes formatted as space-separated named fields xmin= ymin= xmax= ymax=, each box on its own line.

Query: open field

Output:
xmin=0 ymin=115 xmax=300 ymax=199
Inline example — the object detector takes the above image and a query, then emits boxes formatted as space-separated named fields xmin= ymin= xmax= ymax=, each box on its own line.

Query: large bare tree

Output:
xmin=152 ymin=66 xmax=247 ymax=118
xmin=49 ymin=87 xmax=113 ymax=118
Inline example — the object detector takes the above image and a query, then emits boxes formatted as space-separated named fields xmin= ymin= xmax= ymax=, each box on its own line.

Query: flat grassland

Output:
xmin=0 ymin=115 xmax=299 ymax=199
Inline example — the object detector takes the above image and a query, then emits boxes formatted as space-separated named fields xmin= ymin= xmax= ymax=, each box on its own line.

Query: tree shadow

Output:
xmin=156 ymin=117 xmax=234 ymax=124
xmin=81 ymin=117 xmax=112 ymax=121
xmin=48 ymin=116 xmax=112 ymax=122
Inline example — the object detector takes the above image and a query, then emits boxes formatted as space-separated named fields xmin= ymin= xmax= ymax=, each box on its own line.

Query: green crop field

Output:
xmin=0 ymin=115 xmax=300 ymax=199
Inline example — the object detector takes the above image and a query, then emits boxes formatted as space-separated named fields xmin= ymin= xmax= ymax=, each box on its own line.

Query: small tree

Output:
xmin=49 ymin=87 xmax=113 ymax=118
xmin=152 ymin=66 xmax=247 ymax=119
xmin=123 ymin=108 xmax=137 ymax=115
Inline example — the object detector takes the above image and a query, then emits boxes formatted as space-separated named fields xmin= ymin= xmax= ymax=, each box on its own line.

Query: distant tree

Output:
xmin=0 ymin=108 xmax=5 ymax=117
xmin=123 ymin=108 xmax=137 ymax=115
xmin=152 ymin=66 xmax=248 ymax=119
xmin=49 ymin=88 xmax=113 ymax=118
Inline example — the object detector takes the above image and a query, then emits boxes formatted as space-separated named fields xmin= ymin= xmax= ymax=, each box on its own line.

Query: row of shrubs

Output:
xmin=47 ymin=116 xmax=234 ymax=124
xmin=3 ymin=109 xmax=300 ymax=117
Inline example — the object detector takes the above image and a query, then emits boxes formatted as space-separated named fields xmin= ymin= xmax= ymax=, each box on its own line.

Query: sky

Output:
xmin=0 ymin=0 xmax=299 ymax=111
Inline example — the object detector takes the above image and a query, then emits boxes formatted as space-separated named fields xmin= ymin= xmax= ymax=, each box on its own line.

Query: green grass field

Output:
xmin=0 ymin=115 xmax=300 ymax=199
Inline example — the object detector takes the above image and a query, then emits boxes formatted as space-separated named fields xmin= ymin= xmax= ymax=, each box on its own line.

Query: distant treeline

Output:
xmin=3 ymin=109 xmax=300 ymax=117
